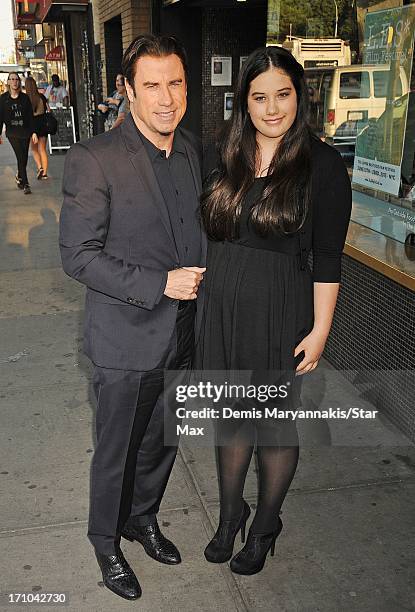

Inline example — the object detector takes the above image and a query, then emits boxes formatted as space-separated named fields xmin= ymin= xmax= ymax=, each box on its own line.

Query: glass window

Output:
xmin=340 ymin=71 xmax=370 ymax=99
xmin=321 ymin=72 xmax=333 ymax=97
xmin=373 ymin=70 xmax=402 ymax=98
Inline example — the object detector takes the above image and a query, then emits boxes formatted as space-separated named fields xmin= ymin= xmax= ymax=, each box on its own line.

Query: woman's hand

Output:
xmin=294 ymin=282 xmax=340 ymax=375
xmin=32 ymin=133 xmax=38 ymax=145
xmin=294 ymin=329 xmax=328 ymax=375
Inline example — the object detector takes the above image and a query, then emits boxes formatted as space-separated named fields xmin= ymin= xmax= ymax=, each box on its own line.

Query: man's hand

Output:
xmin=164 ymin=267 xmax=206 ymax=300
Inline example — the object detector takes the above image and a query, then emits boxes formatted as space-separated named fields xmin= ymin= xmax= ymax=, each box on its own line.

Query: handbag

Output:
xmin=44 ymin=111 xmax=58 ymax=136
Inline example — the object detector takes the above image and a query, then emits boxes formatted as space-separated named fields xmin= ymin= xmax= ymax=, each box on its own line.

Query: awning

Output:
xmin=15 ymin=0 xmax=88 ymax=25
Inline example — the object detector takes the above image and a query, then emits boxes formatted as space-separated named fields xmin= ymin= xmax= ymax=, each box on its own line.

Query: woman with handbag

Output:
xmin=0 ymin=72 xmax=38 ymax=194
xmin=25 ymin=76 xmax=50 ymax=180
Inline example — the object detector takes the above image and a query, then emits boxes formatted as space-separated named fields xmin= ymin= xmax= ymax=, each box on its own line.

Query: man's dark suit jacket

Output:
xmin=59 ymin=112 xmax=206 ymax=371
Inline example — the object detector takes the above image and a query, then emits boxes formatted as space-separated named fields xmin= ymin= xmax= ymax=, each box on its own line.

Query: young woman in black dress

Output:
xmin=25 ymin=76 xmax=50 ymax=180
xmin=0 ymin=72 xmax=38 ymax=194
xmin=197 ymin=46 xmax=352 ymax=575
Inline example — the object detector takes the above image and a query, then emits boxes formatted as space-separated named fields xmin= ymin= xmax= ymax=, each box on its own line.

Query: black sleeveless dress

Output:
xmin=194 ymin=138 xmax=352 ymax=409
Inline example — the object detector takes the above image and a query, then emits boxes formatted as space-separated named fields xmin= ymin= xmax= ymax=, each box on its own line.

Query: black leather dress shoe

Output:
xmin=122 ymin=521 xmax=181 ymax=565
xmin=95 ymin=549 xmax=142 ymax=600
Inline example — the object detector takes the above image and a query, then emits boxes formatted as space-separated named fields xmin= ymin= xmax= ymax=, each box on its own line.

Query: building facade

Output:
xmin=12 ymin=0 xmax=98 ymax=141
xmin=98 ymin=0 xmax=151 ymax=98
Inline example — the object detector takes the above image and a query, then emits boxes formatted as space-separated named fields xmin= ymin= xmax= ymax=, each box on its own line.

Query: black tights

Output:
xmin=8 ymin=136 xmax=30 ymax=186
xmin=216 ymin=415 xmax=299 ymax=534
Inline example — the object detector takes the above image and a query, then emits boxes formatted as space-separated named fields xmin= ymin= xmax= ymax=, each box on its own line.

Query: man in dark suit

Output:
xmin=59 ymin=34 xmax=206 ymax=600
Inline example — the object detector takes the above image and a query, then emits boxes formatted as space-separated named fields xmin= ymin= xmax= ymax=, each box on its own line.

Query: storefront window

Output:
xmin=43 ymin=22 xmax=69 ymax=92
xmin=304 ymin=2 xmax=415 ymax=244
xmin=350 ymin=1 xmax=415 ymax=244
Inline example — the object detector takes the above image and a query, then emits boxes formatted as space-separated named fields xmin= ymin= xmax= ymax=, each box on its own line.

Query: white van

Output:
xmin=305 ymin=64 xmax=409 ymax=158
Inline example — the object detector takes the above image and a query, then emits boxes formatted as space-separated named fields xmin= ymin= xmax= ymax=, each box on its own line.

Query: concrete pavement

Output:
xmin=0 ymin=139 xmax=414 ymax=612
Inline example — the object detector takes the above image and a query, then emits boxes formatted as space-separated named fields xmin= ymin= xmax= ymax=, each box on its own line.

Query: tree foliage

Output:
xmin=279 ymin=0 xmax=358 ymax=50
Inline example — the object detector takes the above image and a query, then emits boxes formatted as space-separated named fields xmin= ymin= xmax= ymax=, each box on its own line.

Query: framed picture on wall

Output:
xmin=240 ymin=56 xmax=248 ymax=71
xmin=211 ymin=56 xmax=232 ymax=86
xmin=224 ymin=92 xmax=234 ymax=120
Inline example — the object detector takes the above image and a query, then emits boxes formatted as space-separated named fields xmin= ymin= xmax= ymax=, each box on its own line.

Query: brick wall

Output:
xmin=98 ymin=0 xmax=151 ymax=95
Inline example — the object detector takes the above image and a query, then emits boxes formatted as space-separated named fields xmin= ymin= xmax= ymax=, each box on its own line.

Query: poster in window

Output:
xmin=352 ymin=5 xmax=415 ymax=196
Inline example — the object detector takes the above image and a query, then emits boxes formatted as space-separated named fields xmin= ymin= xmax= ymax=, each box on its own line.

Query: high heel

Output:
xmin=204 ymin=500 xmax=251 ymax=563
xmin=230 ymin=517 xmax=283 ymax=575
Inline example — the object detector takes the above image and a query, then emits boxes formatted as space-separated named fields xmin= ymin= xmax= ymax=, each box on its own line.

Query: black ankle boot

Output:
xmin=230 ymin=517 xmax=283 ymax=575
xmin=204 ymin=501 xmax=251 ymax=563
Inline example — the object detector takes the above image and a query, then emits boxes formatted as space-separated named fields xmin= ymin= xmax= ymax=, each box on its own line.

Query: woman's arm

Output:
xmin=295 ymin=146 xmax=352 ymax=374
xmin=111 ymin=112 xmax=126 ymax=129
xmin=42 ymin=94 xmax=50 ymax=113
xmin=295 ymin=282 xmax=339 ymax=374
xmin=23 ymin=94 xmax=38 ymax=144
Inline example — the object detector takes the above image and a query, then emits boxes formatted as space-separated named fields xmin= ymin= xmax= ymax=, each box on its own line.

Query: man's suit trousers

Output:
xmin=87 ymin=301 xmax=195 ymax=555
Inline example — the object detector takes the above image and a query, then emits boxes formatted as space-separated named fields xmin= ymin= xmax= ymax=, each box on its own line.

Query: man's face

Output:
xmin=126 ymin=54 xmax=187 ymax=139
xmin=52 ymin=76 xmax=60 ymax=87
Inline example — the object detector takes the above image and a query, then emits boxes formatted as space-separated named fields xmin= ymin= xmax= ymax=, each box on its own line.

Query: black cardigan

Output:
xmin=203 ymin=135 xmax=352 ymax=283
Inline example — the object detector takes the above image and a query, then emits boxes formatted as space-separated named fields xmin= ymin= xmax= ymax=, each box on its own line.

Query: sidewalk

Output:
xmin=0 ymin=140 xmax=414 ymax=612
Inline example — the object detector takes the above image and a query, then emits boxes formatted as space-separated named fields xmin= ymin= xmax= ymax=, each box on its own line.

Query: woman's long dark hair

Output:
xmin=24 ymin=76 xmax=42 ymax=113
xmin=201 ymin=46 xmax=313 ymax=240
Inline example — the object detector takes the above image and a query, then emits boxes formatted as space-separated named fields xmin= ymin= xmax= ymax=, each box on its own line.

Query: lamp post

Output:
xmin=333 ymin=0 xmax=338 ymax=38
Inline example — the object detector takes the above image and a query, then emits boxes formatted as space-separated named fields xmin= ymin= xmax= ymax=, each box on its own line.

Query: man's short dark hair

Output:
xmin=121 ymin=34 xmax=188 ymax=94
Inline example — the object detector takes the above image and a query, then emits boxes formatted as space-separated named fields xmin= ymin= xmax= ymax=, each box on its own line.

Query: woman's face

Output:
xmin=247 ymin=67 xmax=297 ymax=143
xmin=116 ymin=75 xmax=125 ymax=92
xmin=8 ymin=74 xmax=21 ymax=93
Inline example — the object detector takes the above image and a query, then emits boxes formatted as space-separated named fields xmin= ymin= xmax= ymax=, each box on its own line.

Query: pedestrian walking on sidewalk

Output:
xmin=0 ymin=72 xmax=38 ymax=194
xmin=196 ymin=45 xmax=352 ymax=575
xmin=25 ymin=76 xmax=50 ymax=181
xmin=44 ymin=74 xmax=69 ymax=108
xmin=60 ymin=34 xmax=206 ymax=601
